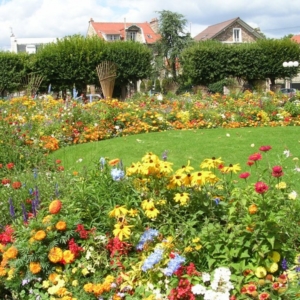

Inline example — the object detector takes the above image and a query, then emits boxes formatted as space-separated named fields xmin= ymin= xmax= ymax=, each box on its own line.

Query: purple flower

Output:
xmin=21 ymin=203 xmax=28 ymax=222
xmin=9 ymin=198 xmax=15 ymax=218
xmin=281 ymin=258 xmax=288 ymax=271
xmin=162 ymin=253 xmax=185 ymax=276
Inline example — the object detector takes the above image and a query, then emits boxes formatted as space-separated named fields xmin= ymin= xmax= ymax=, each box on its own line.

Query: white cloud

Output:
xmin=1 ymin=0 xmax=300 ymax=50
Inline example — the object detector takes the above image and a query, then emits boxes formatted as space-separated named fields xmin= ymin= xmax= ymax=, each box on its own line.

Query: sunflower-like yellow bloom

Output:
xmin=144 ymin=207 xmax=160 ymax=219
xmin=175 ymin=160 xmax=194 ymax=174
xmin=113 ymin=223 xmax=133 ymax=240
xmin=174 ymin=192 xmax=190 ymax=206
xmin=108 ymin=205 xmax=128 ymax=218
xmin=34 ymin=230 xmax=47 ymax=241
xmin=222 ymin=163 xmax=241 ymax=174
xmin=200 ymin=157 xmax=223 ymax=170
xmin=141 ymin=199 xmax=155 ymax=210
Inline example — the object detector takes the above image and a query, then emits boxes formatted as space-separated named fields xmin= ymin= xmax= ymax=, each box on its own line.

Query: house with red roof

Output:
xmin=86 ymin=18 xmax=160 ymax=45
xmin=194 ymin=17 xmax=264 ymax=43
xmin=292 ymin=34 xmax=300 ymax=44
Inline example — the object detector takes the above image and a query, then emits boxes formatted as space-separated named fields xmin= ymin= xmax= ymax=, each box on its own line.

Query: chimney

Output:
xmin=89 ymin=18 xmax=94 ymax=23
xmin=150 ymin=18 xmax=159 ymax=33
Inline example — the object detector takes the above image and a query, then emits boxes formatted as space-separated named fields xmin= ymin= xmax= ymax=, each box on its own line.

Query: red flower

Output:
xmin=259 ymin=292 xmax=270 ymax=299
xmin=12 ymin=181 xmax=22 ymax=189
xmin=259 ymin=145 xmax=272 ymax=152
xmin=57 ymin=166 xmax=64 ymax=171
xmin=6 ymin=162 xmax=14 ymax=169
xmin=247 ymin=161 xmax=254 ymax=166
xmin=0 ymin=225 xmax=14 ymax=244
xmin=0 ymin=164 xmax=2 ymax=168
xmin=239 ymin=172 xmax=250 ymax=179
xmin=248 ymin=153 xmax=262 ymax=161
xmin=272 ymin=165 xmax=284 ymax=177
xmin=1 ymin=178 xmax=11 ymax=185
xmin=55 ymin=159 xmax=62 ymax=164
xmin=68 ymin=238 xmax=83 ymax=257
xmin=255 ymin=181 xmax=269 ymax=194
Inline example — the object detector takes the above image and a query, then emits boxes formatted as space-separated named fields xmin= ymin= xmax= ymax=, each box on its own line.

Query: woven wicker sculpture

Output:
xmin=21 ymin=73 xmax=44 ymax=96
xmin=96 ymin=61 xmax=117 ymax=99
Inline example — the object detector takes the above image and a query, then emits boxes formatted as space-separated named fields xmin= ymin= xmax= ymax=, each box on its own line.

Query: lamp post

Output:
xmin=283 ymin=61 xmax=299 ymax=89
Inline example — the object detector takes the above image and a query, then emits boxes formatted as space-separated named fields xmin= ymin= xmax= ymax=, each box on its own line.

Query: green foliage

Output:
xmin=0 ymin=52 xmax=28 ymax=96
xmin=140 ymin=80 xmax=146 ymax=92
xmin=155 ymin=78 xmax=161 ymax=92
xmin=154 ymin=10 xmax=194 ymax=79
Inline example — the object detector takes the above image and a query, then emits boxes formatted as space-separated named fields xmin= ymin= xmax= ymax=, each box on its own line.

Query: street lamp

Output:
xmin=283 ymin=61 xmax=299 ymax=89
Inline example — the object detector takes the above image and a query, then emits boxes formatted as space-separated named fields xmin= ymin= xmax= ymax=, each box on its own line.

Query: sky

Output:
xmin=1 ymin=0 xmax=300 ymax=50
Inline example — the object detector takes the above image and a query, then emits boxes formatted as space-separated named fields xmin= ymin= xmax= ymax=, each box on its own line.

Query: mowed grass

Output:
xmin=50 ymin=126 xmax=300 ymax=173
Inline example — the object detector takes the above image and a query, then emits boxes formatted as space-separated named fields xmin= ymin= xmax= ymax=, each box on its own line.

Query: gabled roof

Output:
xmin=194 ymin=17 xmax=263 ymax=41
xmin=90 ymin=21 xmax=160 ymax=44
xmin=291 ymin=34 xmax=300 ymax=44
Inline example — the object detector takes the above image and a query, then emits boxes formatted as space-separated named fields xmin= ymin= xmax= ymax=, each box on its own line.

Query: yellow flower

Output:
xmin=248 ymin=204 xmax=258 ymax=215
xmin=128 ymin=208 xmax=139 ymax=217
xmin=195 ymin=244 xmax=202 ymax=250
xmin=3 ymin=246 xmax=18 ymax=259
xmin=268 ymin=251 xmax=281 ymax=263
xmin=108 ymin=205 xmax=128 ymax=218
xmin=34 ymin=230 xmax=47 ymax=241
xmin=184 ymin=246 xmax=193 ymax=253
xmin=267 ymin=262 xmax=278 ymax=273
xmin=63 ymin=250 xmax=75 ymax=264
xmin=55 ymin=221 xmax=67 ymax=231
xmin=113 ymin=223 xmax=133 ymax=240
xmin=72 ymin=280 xmax=78 ymax=287
xmin=255 ymin=266 xmax=267 ymax=278
xmin=159 ymin=161 xmax=173 ymax=174
xmin=42 ymin=280 xmax=50 ymax=288
xmin=144 ymin=207 xmax=160 ymax=219
xmin=29 ymin=262 xmax=42 ymax=274
xmin=174 ymin=192 xmax=190 ymax=206
xmin=200 ymin=157 xmax=223 ymax=170
xmin=141 ymin=199 xmax=155 ymax=210
xmin=83 ymin=282 xmax=94 ymax=293
xmin=175 ymin=160 xmax=194 ymax=174
xmin=43 ymin=215 xmax=53 ymax=224
xmin=222 ymin=163 xmax=241 ymax=174
xmin=192 ymin=237 xmax=200 ymax=243
xmin=48 ymin=247 xmax=63 ymax=263
xmin=82 ymin=268 xmax=90 ymax=276
xmin=275 ymin=182 xmax=286 ymax=189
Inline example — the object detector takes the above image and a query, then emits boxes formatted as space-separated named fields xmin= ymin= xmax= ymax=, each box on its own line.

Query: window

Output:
xmin=128 ymin=31 xmax=136 ymax=41
xmin=233 ymin=28 xmax=242 ymax=42
xmin=25 ymin=44 xmax=36 ymax=54
xmin=107 ymin=35 xmax=120 ymax=41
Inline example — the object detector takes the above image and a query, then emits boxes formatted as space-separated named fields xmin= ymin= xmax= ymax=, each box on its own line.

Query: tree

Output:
xmin=154 ymin=10 xmax=193 ymax=80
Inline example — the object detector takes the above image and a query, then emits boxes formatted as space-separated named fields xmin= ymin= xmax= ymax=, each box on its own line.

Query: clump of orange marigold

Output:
xmin=29 ymin=262 xmax=42 ymax=274
xmin=3 ymin=246 xmax=18 ymax=259
xmin=56 ymin=221 xmax=67 ymax=231
xmin=48 ymin=247 xmax=63 ymax=263
xmin=248 ymin=204 xmax=258 ymax=215
xmin=49 ymin=200 xmax=62 ymax=214
xmin=34 ymin=230 xmax=47 ymax=241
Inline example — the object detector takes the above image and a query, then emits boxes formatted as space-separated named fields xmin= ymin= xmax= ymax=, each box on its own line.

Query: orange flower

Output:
xmin=29 ymin=262 xmax=42 ymax=274
xmin=34 ymin=230 xmax=47 ymax=241
xmin=48 ymin=272 xmax=59 ymax=283
xmin=0 ymin=266 xmax=7 ymax=276
xmin=84 ymin=283 xmax=94 ymax=293
xmin=49 ymin=199 xmax=62 ymax=214
xmin=63 ymin=250 xmax=75 ymax=264
xmin=48 ymin=247 xmax=63 ymax=263
xmin=248 ymin=204 xmax=258 ymax=215
xmin=3 ymin=246 xmax=18 ymax=259
xmin=109 ymin=158 xmax=120 ymax=166
xmin=12 ymin=181 xmax=22 ymax=189
xmin=56 ymin=221 xmax=67 ymax=231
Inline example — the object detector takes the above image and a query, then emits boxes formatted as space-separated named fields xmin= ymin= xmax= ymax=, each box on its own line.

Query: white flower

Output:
xmin=251 ymin=143 xmax=255 ymax=147
xmin=202 ymin=272 xmax=211 ymax=282
xmin=226 ymin=133 xmax=230 ymax=137
xmin=288 ymin=191 xmax=297 ymax=200
xmin=76 ymin=158 xmax=83 ymax=163
xmin=294 ymin=167 xmax=300 ymax=172
xmin=191 ymin=284 xmax=206 ymax=295
xmin=283 ymin=150 xmax=290 ymax=157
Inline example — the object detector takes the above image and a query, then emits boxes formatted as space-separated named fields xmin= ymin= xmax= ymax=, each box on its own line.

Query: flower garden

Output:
xmin=0 ymin=91 xmax=300 ymax=299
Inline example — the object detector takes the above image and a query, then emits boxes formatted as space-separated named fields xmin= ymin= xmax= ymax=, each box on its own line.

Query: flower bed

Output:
xmin=0 ymin=93 xmax=300 ymax=299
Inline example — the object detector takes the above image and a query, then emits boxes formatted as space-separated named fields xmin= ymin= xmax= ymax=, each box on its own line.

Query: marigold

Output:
xmin=34 ymin=230 xmax=47 ymax=241
xmin=83 ymin=282 xmax=94 ymax=293
xmin=3 ymin=246 xmax=18 ymax=259
xmin=29 ymin=261 xmax=42 ymax=274
xmin=248 ymin=204 xmax=258 ymax=215
xmin=56 ymin=221 xmax=67 ymax=231
xmin=49 ymin=199 xmax=62 ymax=214
xmin=63 ymin=250 xmax=75 ymax=264
xmin=48 ymin=247 xmax=63 ymax=263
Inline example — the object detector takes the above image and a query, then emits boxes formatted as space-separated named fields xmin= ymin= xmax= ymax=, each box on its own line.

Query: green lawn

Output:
xmin=50 ymin=126 xmax=300 ymax=172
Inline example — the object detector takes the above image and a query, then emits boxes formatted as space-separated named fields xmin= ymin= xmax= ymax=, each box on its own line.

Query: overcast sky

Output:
xmin=1 ymin=0 xmax=300 ymax=50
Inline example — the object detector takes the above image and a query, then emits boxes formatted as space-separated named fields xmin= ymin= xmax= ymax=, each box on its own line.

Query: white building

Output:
xmin=10 ymin=34 xmax=57 ymax=54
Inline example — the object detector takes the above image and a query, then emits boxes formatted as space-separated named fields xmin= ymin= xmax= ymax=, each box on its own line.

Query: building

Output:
xmin=86 ymin=18 xmax=160 ymax=45
xmin=194 ymin=17 xmax=264 ymax=43
xmin=10 ymin=34 xmax=57 ymax=54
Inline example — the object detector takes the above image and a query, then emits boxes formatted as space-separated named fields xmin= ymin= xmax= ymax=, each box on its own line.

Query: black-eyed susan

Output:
xmin=108 ymin=205 xmax=128 ymax=218
xmin=141 ymin=199 xmax=155 ymax=210
xmin=222 ymin=163 xmax=241 ymax=174
xmin=175 ymin=160 xmax=194 ymax=174
xmin=191 ymin=171 xmax=211 ymax=186
xmin=159 ymin=161 xmax=173 ymax=174
xmin=126 ymin=162 xmax=142 ymax=176
xmin=200 ymin=157 xmax=223 ymax=170
xmin=113 ymin=223 xmax=133 ymax=240
xmin=144 ymin=207 xmax=160 ymax=219
xmin=168 ymin=174 xmax=182 ymax=188
xmin=173 ymin=192 xmax=190 ymax=206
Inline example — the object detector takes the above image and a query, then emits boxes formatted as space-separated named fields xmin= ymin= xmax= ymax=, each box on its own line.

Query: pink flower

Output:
xmin=259 ymin=145 xmax=272 ymax=152
xmin=247 ymin=161 xmax=254 ymax=166
xmin=248 ymin=153 xmax=262 ymax=161
xmin=239 ymin=172 xmax=250 ymax=179
xmin=272 ymin=166 xmax=284 ymax=177
xmin=255 ymin=181 xmax=269 ymax=194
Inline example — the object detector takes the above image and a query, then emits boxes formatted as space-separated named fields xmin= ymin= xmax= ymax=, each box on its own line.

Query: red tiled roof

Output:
xmin=91 ymin=22 xmax=160 ymax=44
xmin=291 ymin=35 xmax=300 ymax=44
